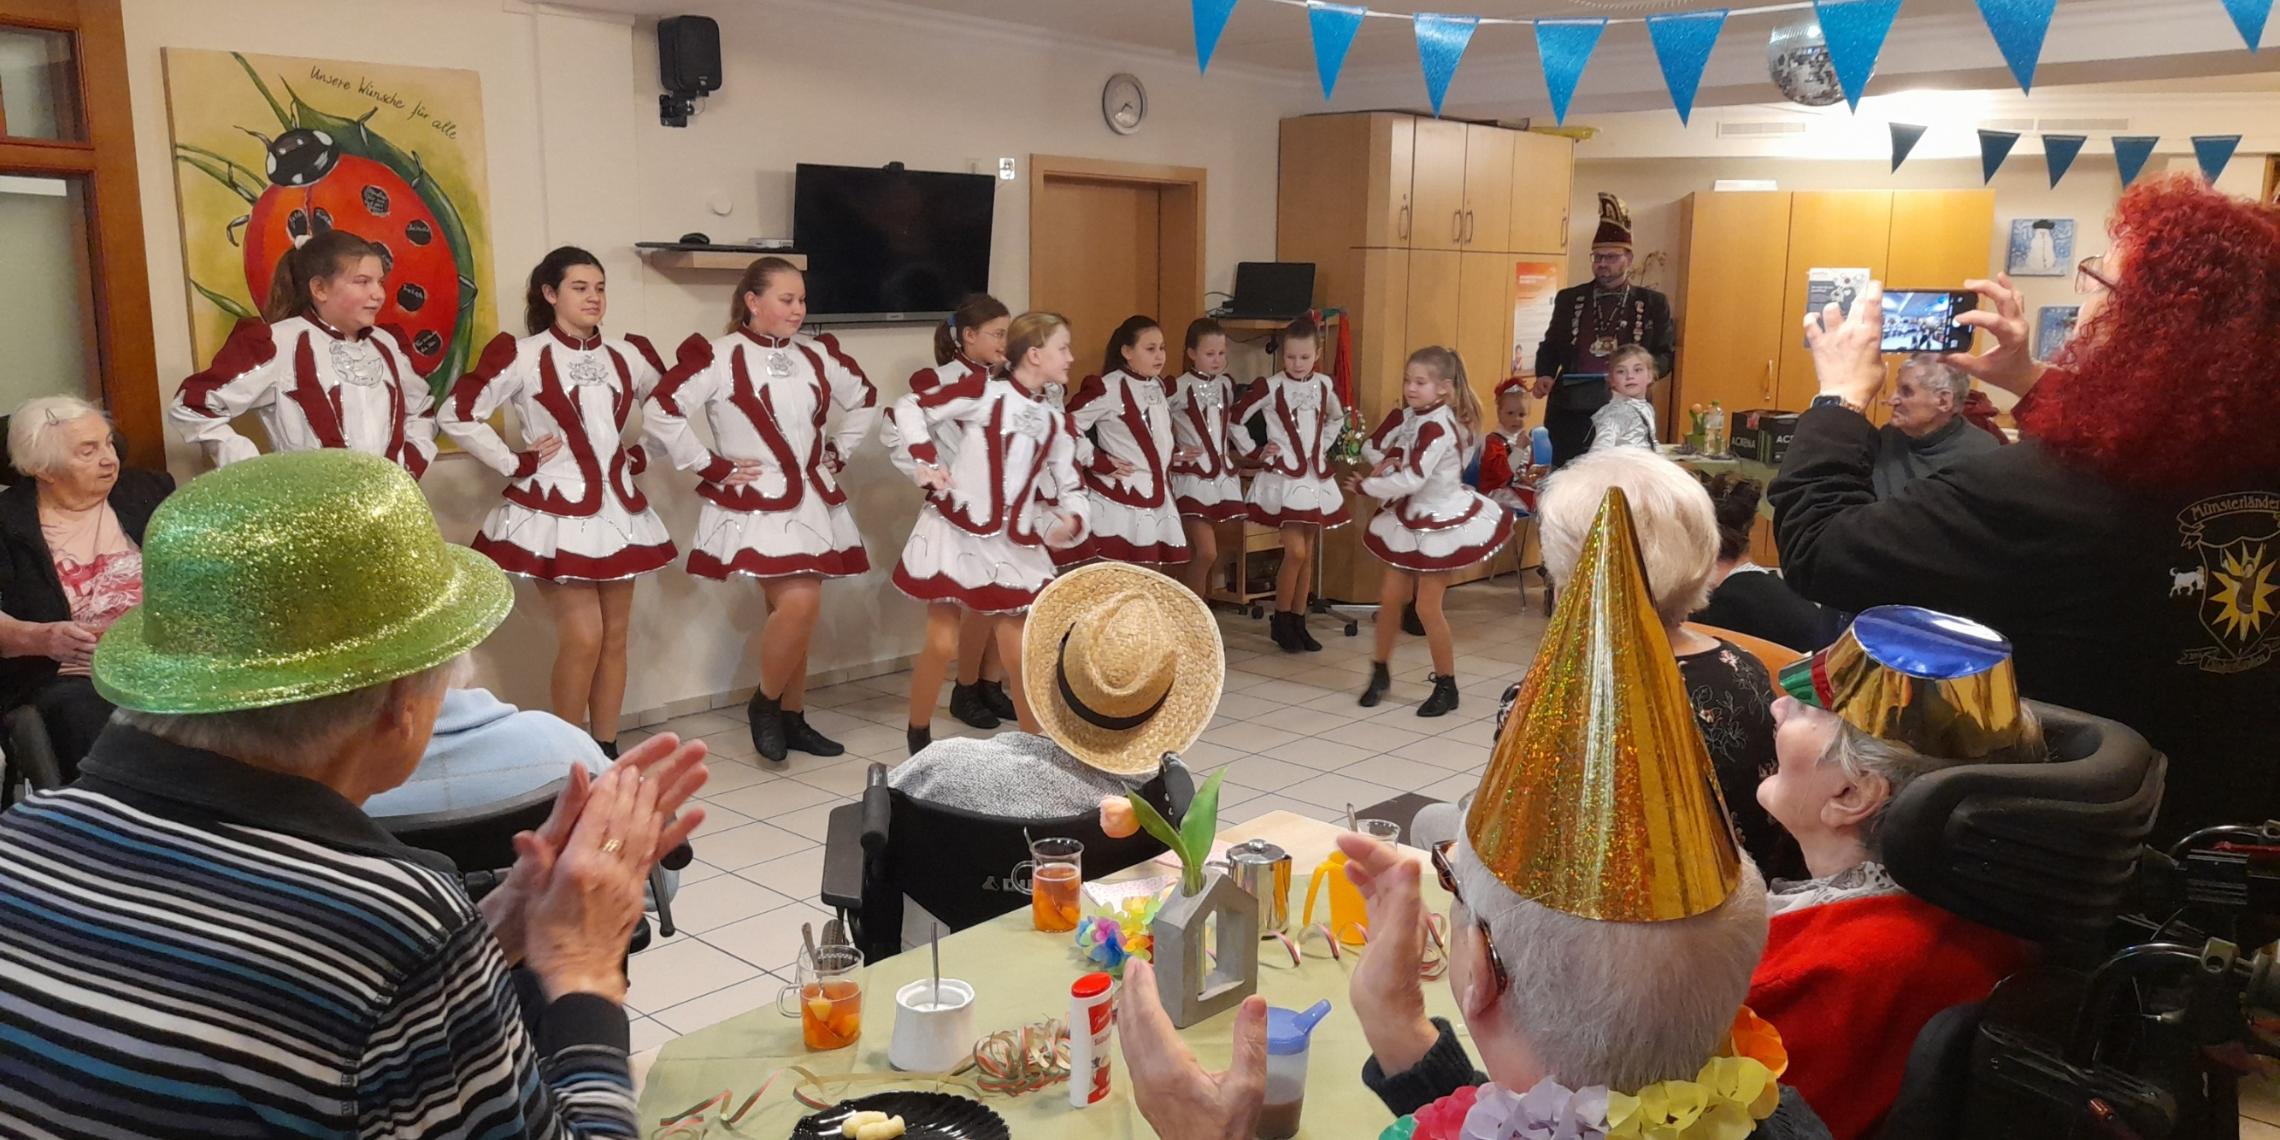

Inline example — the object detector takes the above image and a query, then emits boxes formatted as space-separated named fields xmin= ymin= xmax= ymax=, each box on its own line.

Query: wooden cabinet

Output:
xmin=1461 ymin=124 xmax=1515 ymax=252
xmin=1777 ymin=191 xmax=1893 ymax=410
xmin=1457 ymin=251 xmax=1519 ymax=411
xmin=1410 ymin=118 xmax=1469 ymax=252
xmin=1508 ymin=131 xmax=1574 ymax=254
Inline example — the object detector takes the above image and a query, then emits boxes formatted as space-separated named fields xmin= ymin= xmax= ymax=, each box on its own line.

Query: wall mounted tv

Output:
xmin=793 ymin=163 xmax=995 ymax=324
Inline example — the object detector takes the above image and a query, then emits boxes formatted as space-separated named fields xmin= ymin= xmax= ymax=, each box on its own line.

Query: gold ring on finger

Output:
xmin=600 ymin=838 xmax=625 ymax=856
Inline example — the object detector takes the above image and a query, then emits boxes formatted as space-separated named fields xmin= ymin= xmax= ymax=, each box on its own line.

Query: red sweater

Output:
xmin=1749 ymin=892 xmax=2031 ymax=1140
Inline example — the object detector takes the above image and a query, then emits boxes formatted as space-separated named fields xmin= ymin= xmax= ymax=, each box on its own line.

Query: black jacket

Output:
xmin=1534 ymin=282 xmax=1675 ymax=392
xmin=1770 ymin=406 xmax=2280 ymax=840
xmin=0 ymin=469 xmax=174 ymax=709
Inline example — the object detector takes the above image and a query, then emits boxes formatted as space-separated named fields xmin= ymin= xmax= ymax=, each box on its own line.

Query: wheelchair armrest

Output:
xmin=822 ymin=765 xmax=890 ymax=912
xmin=4 ymin=704 xmax=65 ymax=795
xmin=1164 ymin=756 xmax=1198 ymax=818
xmin=859 ymin=762 xmax=891 ymax=854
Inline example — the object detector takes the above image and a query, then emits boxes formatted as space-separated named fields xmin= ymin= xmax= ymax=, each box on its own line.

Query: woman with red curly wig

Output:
xmin=1770 ymin=175 xmax=2280 ymax=840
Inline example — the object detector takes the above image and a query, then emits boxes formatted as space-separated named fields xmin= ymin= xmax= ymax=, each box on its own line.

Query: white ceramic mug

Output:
xmin=888 ymin=977 xmax=976 ymax=1072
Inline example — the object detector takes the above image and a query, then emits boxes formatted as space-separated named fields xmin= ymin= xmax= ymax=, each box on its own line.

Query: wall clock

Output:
xmin=1102 ymin=73 xmax=1146 ymax=136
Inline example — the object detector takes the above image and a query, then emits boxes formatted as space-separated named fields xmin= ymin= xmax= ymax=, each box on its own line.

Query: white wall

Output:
xmin=119 ymin=0 xmax=1306 ymax=724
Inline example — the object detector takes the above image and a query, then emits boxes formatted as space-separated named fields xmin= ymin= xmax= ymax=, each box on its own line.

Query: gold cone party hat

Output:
xmin=1465 ymin=487 xmax=1742 ymax=922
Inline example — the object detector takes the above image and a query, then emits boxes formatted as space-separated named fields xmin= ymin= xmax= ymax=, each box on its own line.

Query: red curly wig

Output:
xmin=2022 ymin=175 xmax=2280 ymax=493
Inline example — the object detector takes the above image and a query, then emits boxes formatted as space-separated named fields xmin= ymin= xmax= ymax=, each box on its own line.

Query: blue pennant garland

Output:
xmin=1192 ymin=0 xmax=1239 ymax=73
xmin=1645 ymin=10 xmax=1726 ymax=125
xmin=1979 ymin=129 xmax=2021 ymax=183
xmin=2194 ymin=134 xmax=2243 ymax=183
xmin=2112 ymin=136 xmax=2159 ymax=187
xmin=1413 ymin=12 xmax=1479 ymax=117
xmin=2042 ymin=134 xmax=2086 ymax=187
xmin=1534 ymin=19 xmax=1607 ymax=126
xmin=1889 ymin=122 xmax=1928 ymax=171
xmin=1974 ymin=0 xmax=2057 ymax=92
xmin=1307 ymin=2 xmax=1367 ymax=100
xmin=1814 ymin=0 xmax=1904 ymax=111
xmin=2220 ymin=0 xmax=2272 ymax=51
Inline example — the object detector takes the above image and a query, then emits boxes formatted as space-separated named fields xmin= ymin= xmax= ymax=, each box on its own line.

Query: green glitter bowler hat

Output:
xmin=94 ymin=450 xmax=513 ymax=714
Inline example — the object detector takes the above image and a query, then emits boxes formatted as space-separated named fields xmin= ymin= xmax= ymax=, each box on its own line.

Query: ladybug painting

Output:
xmin=174 ymin=53 xmax=483 ymax=396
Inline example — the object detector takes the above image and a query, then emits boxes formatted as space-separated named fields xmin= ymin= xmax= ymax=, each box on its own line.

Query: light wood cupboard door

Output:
xmin=1875 ymin=189 xmax=1996 ymax=426
xmin=1673 ymin=192 xmax=1794 ymax=417
xmin=1460 ymin=123 xmax=1514 ymax=251
xmin=1778 ymin=191 xmax=1892 ymax=409
xmin=1354 ymin=249 xmax=1412 ymax=419
xmin=1508 ymin=131 xmax=1574 ymax=254
xmin=1365 ymin=113 xmax=1416 ymax=248
xmin=1410 ymin=118 xmax=1468 ymax=252
xmin=1279 ymin=114 xmax=1371 ymax=264
xmin=1456 ymin=252 xmax=1519 ymax=413
xmin=1404 ymin=249 xmax=1463 ymax=360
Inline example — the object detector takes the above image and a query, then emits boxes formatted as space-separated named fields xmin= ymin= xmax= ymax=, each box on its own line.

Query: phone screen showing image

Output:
xmin=1879 ymin=290 xmax=1977 ymax=354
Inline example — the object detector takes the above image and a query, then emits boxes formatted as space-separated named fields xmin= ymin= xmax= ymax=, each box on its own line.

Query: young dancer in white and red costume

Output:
xmin=1349 ymin=347 xmax=1511 ymax=717
xmin=1476 ymin=377 xmax=1541 ymax=514
xmin=1166 ymin=318 xmax=1245 ymax=598
xmin=644 ymin=257 xmax=879 ymax=763
xmin=884 ymin=293 xmax=1022 ymax=732
xmin=884 ymin=312 xmax=1091 ymax=756
xmin=440 ymin=247 xmax=677 ymax=758
xmin=173 ymin=230 xmax=438 ymax=477
xmin=1055 ymin=316 xmax=1191 ymax=569
xmin=1230 ymin=317 xmax=1349 ymax=651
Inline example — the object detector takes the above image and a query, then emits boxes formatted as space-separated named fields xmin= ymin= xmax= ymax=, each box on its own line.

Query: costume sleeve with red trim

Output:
xmin=642 ymin=334 xmax=735 ymax=480
xmin=883 ymin=369 xmax=989 ymax=478
xmin=1361 ymin=408 xmax=1405 ymax=467
xmin=1319 ymin=378 xmax=1348 ymax=456
xmin=172 ymin=317 xmax=283 ymax=468
xmin=1040 ymin=416 xmax=1092 ymax=548
xmin=811 ymin=332 xmax=880 ymax=465
xmin=620 ymin=333 xmax=668 ymax=400
xmin=1066 ymin=374 xmax=1114 ymax=429
xmin=374 ymin=325 xmax=439 ymax=478
xmin=1363 ymin=420 xmax=1442 ymax=501
xmin=1227 ymin=379 xmax=1270 ymax=460
xmin=440 ymin=332 xmax=532 ymax=478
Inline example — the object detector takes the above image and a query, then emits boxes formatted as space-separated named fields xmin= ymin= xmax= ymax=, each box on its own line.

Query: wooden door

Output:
xmin=1352 ymin=248 xmax=1411 ymax=419
xmin=1881 ymin=189 xmax=1995 ymax=425
xmin=1777 ymin=191 xmax=1892 ymax=409
xmin=1279 ymin=114 xmax=1372 ymax=262
xmin=1410 ymin=118 xmax=1467 ymax=252
xmin=1404 ymin=249 xmax=1462 ymax=355
xmin=1459 ymin=123 xmax=1513 ymax=252
xmin=1507 ymin=131 xmax=1574 ymax=255
xmin=1456 ymin=251 xmax=1518 ymax=415
xmin=1366 ymin=113 xmax=1414 ymax=248
xmin=1674 ymin=192 xmax=1794 ymax=418
xmin=1034 ymin=176 xmax=1161 ymax=361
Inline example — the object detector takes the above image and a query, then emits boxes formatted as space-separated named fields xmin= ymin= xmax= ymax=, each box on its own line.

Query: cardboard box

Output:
xmin=1730 ymin=410 xmax=1800 ymax=465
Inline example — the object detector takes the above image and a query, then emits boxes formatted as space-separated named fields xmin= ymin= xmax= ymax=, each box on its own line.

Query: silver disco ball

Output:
xmin=1767 ymin=17 xmax=1851 ymax=107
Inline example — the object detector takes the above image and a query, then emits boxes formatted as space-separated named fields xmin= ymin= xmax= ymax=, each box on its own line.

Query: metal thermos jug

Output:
xmin=1225 ymin=839 xmax=1293 ymax=934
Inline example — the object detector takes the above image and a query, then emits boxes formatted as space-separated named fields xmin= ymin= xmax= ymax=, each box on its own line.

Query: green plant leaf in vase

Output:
xmin=1127 ymin=769 xmax=1226 ymax=897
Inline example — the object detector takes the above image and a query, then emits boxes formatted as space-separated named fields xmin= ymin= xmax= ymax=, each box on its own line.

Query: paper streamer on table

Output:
xmin=1192 ymin=0 xmax=1240 ymax=73
xmin=2113 ymin=135 xmax=2160 ymax=187
xmin=2042 ymin=133 xmax=2086 ymax=187
xmin=1979 ymin=129 xmax=2021 ymax=184
xmin=2194 ymin=134 xmax=2243 ymax=183
xmin=1308 ymin=1 xmax=1367 ymax=99
xmin=2220 ymin=0 xmax=2272 ymax=52
xmin=1975 ymin=0 xmax=2057 ymax=92
xmin=1889 ymin=122 xmax=1927 ymax=172
xmin=1414 ymin=12 xmax=1480 ymax=117
xmin=1534 ymin=19 xmax=1606 ymax=126
xmin=1814 ymin=0 xmax=1904 ymax=110
xmin=1646 ymin=10 xmax=1727 ymax=125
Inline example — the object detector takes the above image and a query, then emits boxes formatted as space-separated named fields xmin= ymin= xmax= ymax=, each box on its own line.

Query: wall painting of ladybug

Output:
xmin=162 ymin=49 xmax=498 ymax=406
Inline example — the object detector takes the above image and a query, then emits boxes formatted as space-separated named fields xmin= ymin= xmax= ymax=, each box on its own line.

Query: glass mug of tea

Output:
xmin=1014 ymin=836 xmax=1084 ymax=933
xmin=777 ymin=944 xmax=864 ymax=1050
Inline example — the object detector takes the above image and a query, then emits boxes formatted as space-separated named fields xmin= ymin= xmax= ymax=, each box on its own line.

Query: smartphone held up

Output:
xmin=1878 ymin=290 xmax=1979 ymax=354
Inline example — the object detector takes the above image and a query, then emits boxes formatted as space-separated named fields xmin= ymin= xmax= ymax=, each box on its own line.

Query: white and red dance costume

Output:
xmin=887 ymin=353 xmax=993 ymax=469
xmin=1477 ymin=428 xmax=1538 ymax=514
xmin=1057 ymin=371 xmax=1189 ymax=566
xmin=644 ymin=330 xmax=879 ymax=580
xmin=172 ymin=315 xmax=438 ymax=477
xmin=1358 ymin=406 xmax=1513 ymax=572
xmin=1166 ymin=371 xmax=1246 ymax=523
xmin=1230 ymin=371 xmax=1352 ymax=528
xmin=882 ymin=372 xmax=1091 ymax=613
xmin=441 ymin=328 xmax=679 ymax=581
xmin=1751 ymin=868 xmax=2032 ymax=1139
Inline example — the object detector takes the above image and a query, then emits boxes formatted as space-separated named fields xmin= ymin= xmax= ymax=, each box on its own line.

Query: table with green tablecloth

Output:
xmin=637 ymin=811 xmax=1465 ymax=1138
xmin=1662 ymin=447 xmax=1779 ymax=520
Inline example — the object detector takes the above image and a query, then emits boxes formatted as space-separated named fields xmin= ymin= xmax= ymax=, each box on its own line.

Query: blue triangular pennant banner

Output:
xmin=1307 ymin=2 xmax=1366 ymax=100
xmin=2112 ymin=136 xmax=2159 ymax=187
xmin=2220 ymin=0 xmax=2272 ymax=51
xmin=1889 ymin=122 xmax=1927 ymax=171
xmin=1813 ymin=0 xmax=1904 ymax=110
xmin=2194 ymin=134 xmax=2243 ymax=183
xmin=1979 ymin=129 xmax=2021 ymax=183
xmin=1534 ymin=19 xmax=1606 ymax=126
xmin=2042 ymin=134 xmax=2086 ymax=187
xmin=1192 ymin=0 xmax=1239 ymax=73
xmin=1646 ymin=10 xmax=1726 ymax=125
xmin=1974 ymin=0 xmax=2057 ymax=92
xmin=1414 ymin=12 xmax=1479 ymax=117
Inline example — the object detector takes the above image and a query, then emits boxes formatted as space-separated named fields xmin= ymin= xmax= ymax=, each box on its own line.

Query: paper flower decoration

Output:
xmin=1126 ymin=769 xmax=1225 ymax=896
xmin=1072 ymin=894 xmax=1164 ymax=976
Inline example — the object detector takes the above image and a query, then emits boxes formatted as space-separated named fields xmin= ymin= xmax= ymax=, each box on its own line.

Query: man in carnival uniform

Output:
xmin=1533 ymin=194 xmax=1674 ymax=469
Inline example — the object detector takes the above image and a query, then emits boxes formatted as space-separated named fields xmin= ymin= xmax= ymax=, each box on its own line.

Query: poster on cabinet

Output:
xmin=1510 ymin=262 xmax=1562 ymax=377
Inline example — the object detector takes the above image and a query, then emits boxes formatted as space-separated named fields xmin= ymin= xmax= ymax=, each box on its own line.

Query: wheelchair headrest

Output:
xmin=1880 ymin=701 xmax=2164 ymax=948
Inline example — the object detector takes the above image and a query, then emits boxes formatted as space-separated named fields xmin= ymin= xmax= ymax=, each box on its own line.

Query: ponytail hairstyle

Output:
xmin=524 ymin=246 xmax=605 ymax=336
xmin=1101 ymin=314 xmax=1162 ymax=378
xmin=1700 ymin=472 xmax=1764 ymax=563
xmin=935 ymin=293 xmax=1012 ymax=366
xmin=1407 ymin=345 xmax=1484 ymax=452
xmin=725 ymin=256 xmax=804 ymax=334
xmin=262 ymin=230 xmax=384 ymax=323
xmin=1005 ymin=312 xmax=1071 ymax=375
xmin=1183 ymin=317 xmax=1227 ymax=371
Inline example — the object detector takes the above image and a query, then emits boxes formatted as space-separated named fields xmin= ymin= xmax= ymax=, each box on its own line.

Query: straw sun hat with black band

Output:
xmin=1022 ymin=563 xmax=1225 ymax=777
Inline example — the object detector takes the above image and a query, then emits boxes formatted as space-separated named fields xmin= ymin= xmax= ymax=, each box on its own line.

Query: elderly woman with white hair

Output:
xmin=0 ymin=396 xmax=173 ymax=779
xmin=1871 ymin=354 xmax=2002 ymax=499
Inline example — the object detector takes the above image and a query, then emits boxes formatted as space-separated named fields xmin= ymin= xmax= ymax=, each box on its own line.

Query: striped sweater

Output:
xmin=0 ymin=727 xmax=638 ymax=1137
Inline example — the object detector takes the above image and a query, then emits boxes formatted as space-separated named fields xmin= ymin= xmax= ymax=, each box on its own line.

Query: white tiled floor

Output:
xmin=618 ymin=579 xmax=1548 ymax=1086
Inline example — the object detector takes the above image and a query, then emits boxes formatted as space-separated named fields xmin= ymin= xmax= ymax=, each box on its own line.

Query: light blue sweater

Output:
xmin=363 ymin=688 xmax=607 ymax=819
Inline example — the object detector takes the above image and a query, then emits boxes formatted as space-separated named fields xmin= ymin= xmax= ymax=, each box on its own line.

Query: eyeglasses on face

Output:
xmin=1430 ymin=839 xmax=1511 ymax=998
xmin=2075 ymin=254 xmax=2116 ymax=296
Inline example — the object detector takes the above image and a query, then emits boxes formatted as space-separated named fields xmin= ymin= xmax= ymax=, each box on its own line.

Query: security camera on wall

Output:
xmin=658 ymin=15 xmax=721 ymax=128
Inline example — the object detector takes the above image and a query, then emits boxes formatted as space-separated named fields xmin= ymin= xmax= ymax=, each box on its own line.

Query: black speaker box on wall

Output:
xmin=658 ymin=15 xmax=720 ymax=126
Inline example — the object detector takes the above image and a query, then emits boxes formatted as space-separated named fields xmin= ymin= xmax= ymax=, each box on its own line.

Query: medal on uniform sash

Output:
xmin=1589 ymin=335 xmax=1618 ymax=357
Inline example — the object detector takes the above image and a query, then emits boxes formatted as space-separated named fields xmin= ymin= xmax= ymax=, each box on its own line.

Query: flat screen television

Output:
xmin=793 ymin=163 xmax=995 ymax=324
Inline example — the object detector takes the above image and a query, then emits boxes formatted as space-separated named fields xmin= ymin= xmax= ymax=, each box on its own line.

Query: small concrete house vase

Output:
xmin=1127 ymin=769 xmax=1261 ymax=1028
